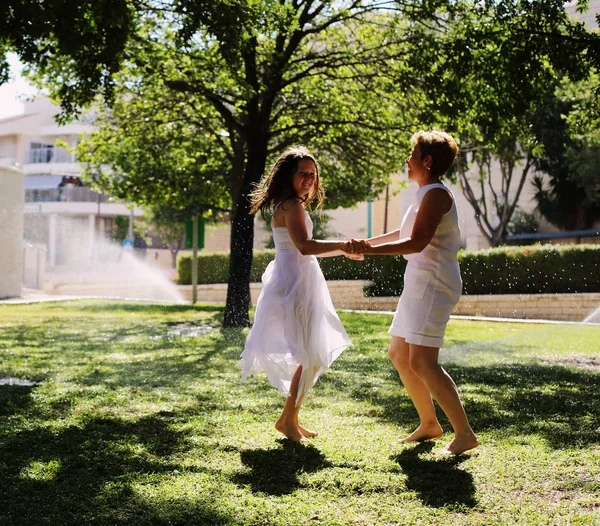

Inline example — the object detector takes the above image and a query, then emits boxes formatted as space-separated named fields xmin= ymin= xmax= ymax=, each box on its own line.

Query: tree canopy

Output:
xmin=531 ymin=74 xmax=600 ymax=230
xmin=8 ymin=0 xmax=600 ymax=324
xmin=71 ymin=1 xmax=425 ymax=326
xmin=401 ymin=0 xmax=600 ymax=245
xmin=1 ymin=0 xmax=133 ymax=119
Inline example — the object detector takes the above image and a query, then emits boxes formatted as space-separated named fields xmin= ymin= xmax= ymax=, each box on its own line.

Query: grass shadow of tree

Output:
xmin=0 ymin=385 xmax=35 ymax=417
xmin=391 ymin=442 xmax=477 ymax=509
xmin=73 ymin=326 xmax=246 ymax=389
xmin=233 ymin=441 xmax=332 ymax=495
xmin=448 ymin=363 xmax=600 ymax=448
xmin=371 ymin=361 xmax=600 ymax=450
xmin=0 ymin=413 xmax=233 ymax=524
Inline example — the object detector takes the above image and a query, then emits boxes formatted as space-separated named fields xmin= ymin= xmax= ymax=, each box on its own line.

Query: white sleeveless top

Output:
xmin=400 ymin=183 xmax=461 ymax=271
xmin=272 ymin=212 xmax=313 ymax=257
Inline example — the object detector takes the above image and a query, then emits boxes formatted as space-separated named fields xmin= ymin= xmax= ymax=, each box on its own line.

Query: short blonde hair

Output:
xmin=411 ymin=130 xmax=459 ymax=178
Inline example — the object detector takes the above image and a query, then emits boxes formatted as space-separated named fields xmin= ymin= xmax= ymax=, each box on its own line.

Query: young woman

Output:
xmin=240 ymin=146 xmax=358 ymax=441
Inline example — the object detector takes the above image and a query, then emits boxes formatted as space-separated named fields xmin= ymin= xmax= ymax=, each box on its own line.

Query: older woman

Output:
xmin=352 ymin=130 xmax=478 ymax=455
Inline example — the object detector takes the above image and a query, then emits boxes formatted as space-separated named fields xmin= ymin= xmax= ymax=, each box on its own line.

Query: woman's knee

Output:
xmin=388 ymin=338 xmax=409 ymax=368
xmin=408 ymin=354 xmax=437 ymax=378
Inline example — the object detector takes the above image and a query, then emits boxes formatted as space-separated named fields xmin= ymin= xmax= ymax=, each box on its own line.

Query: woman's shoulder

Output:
xmin=274 ymin=197 xmax=304 ymax=216
xmin=418 ymin=184 xmax=453 ymax=200
xmin=418 ymin=185 xmax=453 ymax=213
xmin=273 ymin=197 xmax=305 ymax=226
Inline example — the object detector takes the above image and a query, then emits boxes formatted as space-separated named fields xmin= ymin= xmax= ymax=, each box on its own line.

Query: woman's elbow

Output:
xmin=411 ymin=238 xmax=430 ymax=253
xmin=298 ymin=245 xmax=312 ymax=256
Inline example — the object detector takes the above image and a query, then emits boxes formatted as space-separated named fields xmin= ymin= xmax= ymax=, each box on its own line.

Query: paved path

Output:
xmin=0 ymin=289 xmax=181 ymax=305
xmin=341 ymin=309 xmax=597 ymax=326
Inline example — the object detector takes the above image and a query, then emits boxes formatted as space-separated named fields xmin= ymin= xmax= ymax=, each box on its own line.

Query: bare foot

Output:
xmin=275 ymin=420 xmax=305 ymax=442
xmin=299 ymin=424 xmax=318 ymax=438
xmin=400 ymin=423 xmax=444 ymax=443
xmin=434 ymin=434 xmax=479 ymax=456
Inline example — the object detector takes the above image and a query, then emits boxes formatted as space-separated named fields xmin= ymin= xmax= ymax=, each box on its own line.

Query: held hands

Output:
xmin=344 ymin=252 xmax=364 ymax=261
xmin=342 ymin=238 xmax=371 ymax=259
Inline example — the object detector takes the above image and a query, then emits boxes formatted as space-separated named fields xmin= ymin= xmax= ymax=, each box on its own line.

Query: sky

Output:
xmin=0 ymin=54 xmax=39 ymax=119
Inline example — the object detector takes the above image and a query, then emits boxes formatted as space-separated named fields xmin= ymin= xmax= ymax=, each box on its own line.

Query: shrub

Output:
xmin=178 ymin=244 xmax=600 ymax=295
xmin=459 ymin=244 xmax=600 ymax=294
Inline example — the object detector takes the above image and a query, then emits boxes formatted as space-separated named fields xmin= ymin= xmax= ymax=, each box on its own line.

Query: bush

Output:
xmin=178 ymin=244 xmax=600 ymax=295
xmin=459 ymin=244 xmax=600 ymax=294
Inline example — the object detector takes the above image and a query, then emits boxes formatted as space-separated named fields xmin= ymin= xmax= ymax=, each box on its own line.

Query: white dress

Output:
xmin=240 ymin=211 xmax=351 ymax=405
xmin=389 ymin=183 xmax=463 ymax=348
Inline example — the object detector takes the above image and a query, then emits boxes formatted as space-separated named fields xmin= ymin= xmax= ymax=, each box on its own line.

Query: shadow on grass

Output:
xmin=392 ymin=442 xmax=476 ymax=509
xmin=233 ymin=441 xmax=332 ymax=495
xmin=369 ymin=361 xmax=600 ymax=450
xmin=0 ymin=413 xmax=233 ymax=525
xmin=0 ymin=385 xmax=35 ymax=417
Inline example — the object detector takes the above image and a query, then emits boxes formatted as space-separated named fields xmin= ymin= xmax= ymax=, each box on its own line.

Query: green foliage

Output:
xmin=179 ymin=244 xmax=600 ymax=295
xmin=530 ymin=78 xmax=600 ymax=230
xmin=113 ymin=215 xmax=129 ymax=243
xmin=75 ymin=3 xmax=414 ymax=215
xmin=459 ymin=244 xmax=600 ymax=295
xmin=142 ymin=207 xmax=187 ymax=248
xmin=508 ymin=209 xmax=540 ymax=236
xmin=76 ymin=53 xmax=233 ymax=214
xmin=178 ymin=252 xmax=231 ymax=285
xmin=0 ymin=0 xmax=133 ymax=119
xmin=405 ymin=0 xmax=600 ymax=246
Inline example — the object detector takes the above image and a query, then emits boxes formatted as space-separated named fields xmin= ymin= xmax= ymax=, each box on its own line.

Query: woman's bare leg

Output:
xmin=275 ymin=366 xmax=305 ymax=441
xmin=408 ymin=344 xmax=478 ymax=455
xmin=388 ymin=336 xmax=443 ymax=442
xmin=297 ymin=366 xmax=321 ymax=437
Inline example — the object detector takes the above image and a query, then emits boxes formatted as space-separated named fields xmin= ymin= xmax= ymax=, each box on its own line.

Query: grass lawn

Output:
xmin=0 ymin=300 xmax=599 ymax=525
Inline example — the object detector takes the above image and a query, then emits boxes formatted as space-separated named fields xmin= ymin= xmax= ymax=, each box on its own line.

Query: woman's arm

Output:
xmin=365 ymin=229 xmax=401 ymax=246
xmin=316 ymin=249 xmax=346 ymax=257
xmin=283 ymin=200 xmax=348 ymax=256
xmin=317 ymin=250 xmax=364 ymax=259
xmin=363 ymin=188 xmax=451 ymax=256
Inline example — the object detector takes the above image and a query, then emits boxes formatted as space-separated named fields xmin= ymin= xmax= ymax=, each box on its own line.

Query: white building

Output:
xmin=0 ymin=165 xmax=24 ymax=298
xmin=0 ymin=97 xmax=144 ymax=272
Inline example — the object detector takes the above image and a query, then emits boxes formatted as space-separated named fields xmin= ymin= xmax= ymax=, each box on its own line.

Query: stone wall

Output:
xmin=453 ymin=293 xmax=600 ymax=322
xmin=178 ymin=281 xmax=600 ymax=322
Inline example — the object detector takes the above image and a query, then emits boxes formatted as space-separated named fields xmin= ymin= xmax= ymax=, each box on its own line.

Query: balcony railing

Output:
xmin=25 ymin=147 xmax=77 ymax=164
xmin=25 ymin=186 xmax=110 ymax=204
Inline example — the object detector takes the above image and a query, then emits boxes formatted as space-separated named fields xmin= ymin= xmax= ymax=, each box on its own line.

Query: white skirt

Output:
xmin=389 ymin=262 xmax=462 ymax=348
xmin=241 ymin=253 xmax=351 ymax=404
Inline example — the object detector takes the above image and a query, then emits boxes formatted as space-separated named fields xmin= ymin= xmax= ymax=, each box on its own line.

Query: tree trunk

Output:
xmin=223 ymin=145 xmax=267 ymax=328
xmin=223 ymin=35 xmax=272 ymax=327
xmin=170 ymin=238 xmax=182 ymax=269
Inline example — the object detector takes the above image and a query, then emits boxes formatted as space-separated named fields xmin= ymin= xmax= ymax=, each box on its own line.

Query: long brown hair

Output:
xmin=249 ymin=146 xmax=325 ymax=217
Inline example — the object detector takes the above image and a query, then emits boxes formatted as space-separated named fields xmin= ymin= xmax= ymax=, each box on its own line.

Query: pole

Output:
xmin=367 ymin=197 xmax=373 ymax=238
xmin=383 ymin=183 xmax=390 ymax=234
xmin=127 ymin=207 xmax=134 ymax=242
xmin=192 ymin=215 xmax=198 ymax=304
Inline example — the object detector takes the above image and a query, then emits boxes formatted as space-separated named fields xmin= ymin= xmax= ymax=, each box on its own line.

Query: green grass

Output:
xmin=1 ymin=300 xmax=599 ymax=525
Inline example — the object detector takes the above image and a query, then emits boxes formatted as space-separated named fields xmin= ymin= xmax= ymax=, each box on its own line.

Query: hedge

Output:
xmin=178 ymin=244 xmax=600 ymax=295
